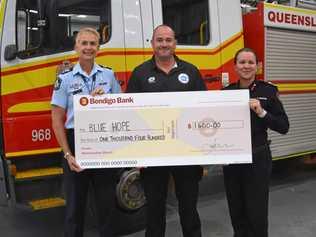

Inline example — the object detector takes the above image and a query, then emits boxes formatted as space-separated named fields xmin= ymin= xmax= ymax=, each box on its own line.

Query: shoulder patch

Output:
xmin=54 ymin=77 xmax=62 ymax=91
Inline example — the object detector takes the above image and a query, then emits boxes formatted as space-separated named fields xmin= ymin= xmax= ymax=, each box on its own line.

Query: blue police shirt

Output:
xmin=51 ymin=63 xmax=121 ymax=129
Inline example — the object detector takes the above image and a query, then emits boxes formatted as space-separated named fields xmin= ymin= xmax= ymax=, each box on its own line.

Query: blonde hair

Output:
xmin=75 ymin=27 xmax=100 ymax=45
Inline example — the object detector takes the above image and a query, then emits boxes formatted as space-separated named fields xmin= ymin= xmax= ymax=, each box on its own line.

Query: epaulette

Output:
xmin=267 ymin=81 xmax=277 ymax=87
xmin=223 ymin=82 xmax=238 ymax=90
xmin=258 ymin=80 xmax=279 ymax=97
xmin=60 ymin=67 xmax=73 ymax=75
xmin=56 ymin=60 xmax=74 ymax=76
xmin=98 ymin=64 xmax=112 ymax=70
xmin=258 ymin=80 xmax=277 ymax=89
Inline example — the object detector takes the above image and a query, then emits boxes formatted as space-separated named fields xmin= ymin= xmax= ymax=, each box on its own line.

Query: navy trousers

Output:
xmin=142 ymin=166 xmax=202 ymax=237
xmin=63 ymin=129 xmax=117 ymax=237
xmin=223 ymin=145 xmax=272 ymax=237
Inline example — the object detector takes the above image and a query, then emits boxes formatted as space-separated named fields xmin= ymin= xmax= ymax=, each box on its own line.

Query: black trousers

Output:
xmin=141 ymin=166 xmax=203 ymax=237
xmin=223 ymin=145 xmax=272 ymax=237
xmin=63 ymin=129 xmax=117 ymax=237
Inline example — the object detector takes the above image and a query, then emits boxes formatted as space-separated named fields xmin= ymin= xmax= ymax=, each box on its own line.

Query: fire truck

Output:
xmin=0 ymin=0 xmax=315 ymax=233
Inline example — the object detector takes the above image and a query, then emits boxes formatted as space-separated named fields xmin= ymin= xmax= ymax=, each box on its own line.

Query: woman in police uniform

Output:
xmin=223 ymin=48 xmax=289 ymax=237
xmin=51 ymin=28 xmax=121 ymax=237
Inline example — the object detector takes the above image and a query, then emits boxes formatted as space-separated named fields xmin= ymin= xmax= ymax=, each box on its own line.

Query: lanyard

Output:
xmin=80 ymin=74 xmax=96 ymax=94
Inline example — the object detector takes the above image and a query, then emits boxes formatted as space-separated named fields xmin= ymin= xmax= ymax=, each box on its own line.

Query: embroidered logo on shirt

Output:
xmin=70 ymin=83 xmax=83 ymax=90
xmin=148 ymin=76 xmax=156 ymax=84
xmin=178 ymin=73 xmax=189 ymax=84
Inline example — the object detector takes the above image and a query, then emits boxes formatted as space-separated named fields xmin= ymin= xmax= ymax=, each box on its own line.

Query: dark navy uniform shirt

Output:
xmin=126 ymin=56 xmax=206 ymax=93
xmin=224 ymin=80 xmax=289 ymax=147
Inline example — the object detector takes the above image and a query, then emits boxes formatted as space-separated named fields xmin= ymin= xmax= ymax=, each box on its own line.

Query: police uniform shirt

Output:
xmin=126 ymin=56 xmax=206 ymax=93
xmin=224 ymin=80 xmax=289 ymax=147
xmin=51 ymin=63 xmax=121 ymax=129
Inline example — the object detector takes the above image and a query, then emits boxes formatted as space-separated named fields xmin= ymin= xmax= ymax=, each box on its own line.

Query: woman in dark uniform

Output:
xmin=223 ymin=47 xmax=289 ymax=237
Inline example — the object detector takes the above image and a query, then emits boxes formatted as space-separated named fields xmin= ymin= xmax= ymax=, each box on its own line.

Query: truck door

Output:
xmin=121 ymin=0 xmax=154 ymax=86
xmin=0 ymin=0 xmax=126 ymax=156
xmin=0 ymin=0 xmax=140 ymax=217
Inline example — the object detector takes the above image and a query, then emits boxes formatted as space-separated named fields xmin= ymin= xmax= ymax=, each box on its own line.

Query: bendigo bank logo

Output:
xmin=79 ymin=97 xmax=89 ymax=106
xmin=79 ymin=96 xmax=134 ymax=106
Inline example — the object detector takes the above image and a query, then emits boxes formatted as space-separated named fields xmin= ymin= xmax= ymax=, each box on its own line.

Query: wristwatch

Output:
xmin=64 ymin=152 xmax=71 ymax=160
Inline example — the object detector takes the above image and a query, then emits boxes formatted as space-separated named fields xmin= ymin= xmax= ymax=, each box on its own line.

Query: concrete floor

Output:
xmin=126 ymin=166 xmax=316 ymax=237
xmin=1 ymin=162 xmax=316 ymax=237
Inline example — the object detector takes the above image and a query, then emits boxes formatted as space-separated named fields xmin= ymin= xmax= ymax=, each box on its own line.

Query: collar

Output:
xmin=150 ymin=55 xmax=181 ymax=70
xmin=73 ymin=63 xmax=102 ymax=77
xmin=238 ymin=79 xmax=257 ymax=91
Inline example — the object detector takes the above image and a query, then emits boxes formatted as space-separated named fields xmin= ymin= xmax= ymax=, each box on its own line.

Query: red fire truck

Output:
xmin=0 ymin=0 xmax=315 ymax=233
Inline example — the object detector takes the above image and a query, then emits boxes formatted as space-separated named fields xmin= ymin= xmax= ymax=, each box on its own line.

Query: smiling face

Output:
xmin=234 ymin=51 xmax=258 ymax=85
xmin=75 ymin=31 xmax=99 ymax=63
xmin=151 ymin=25 xmax=176 ymax=61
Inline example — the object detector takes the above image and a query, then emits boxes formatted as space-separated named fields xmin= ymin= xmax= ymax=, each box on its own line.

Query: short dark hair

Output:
xmin=152 ymin=24 xmax=176 ymax=40
xmin=234 ymin=47 xmax=258 ymax=64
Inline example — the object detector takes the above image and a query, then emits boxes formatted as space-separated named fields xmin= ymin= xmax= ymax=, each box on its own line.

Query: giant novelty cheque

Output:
xmin=74 ymin=90 xmax=252 ymax=168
